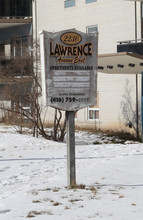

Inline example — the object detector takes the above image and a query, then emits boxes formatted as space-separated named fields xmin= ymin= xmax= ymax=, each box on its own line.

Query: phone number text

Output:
xmin=50 ymin=97 xmax=89 ymax=103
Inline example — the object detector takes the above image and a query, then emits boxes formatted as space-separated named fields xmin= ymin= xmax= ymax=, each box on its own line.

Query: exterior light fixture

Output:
xmin=98 ymin=66 xmax=104 ymax=70
xmin=128 ymin=63 xmax=135 ymax=67
xmin=107 ymin=65 xmax=113 ymax=69
xmin=117 ymin=64 xmax=124 ymax=68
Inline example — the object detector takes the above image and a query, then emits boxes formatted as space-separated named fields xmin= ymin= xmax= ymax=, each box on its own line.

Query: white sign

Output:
xmin=40 ymin=29 xmax=98 ymax=111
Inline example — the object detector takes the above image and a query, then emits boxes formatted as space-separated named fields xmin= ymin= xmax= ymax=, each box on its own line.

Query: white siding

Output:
xmin=36 ymin=0 xmax=142 ymax=131
xmin=36 ymin=0 xmax=141 ymax=53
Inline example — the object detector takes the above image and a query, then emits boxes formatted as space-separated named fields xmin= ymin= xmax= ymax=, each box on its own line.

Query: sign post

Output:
xmin=66 ymin=111 xmax=76 ymax=186
xmin=40 ymin=29 xmax=98 ymax=186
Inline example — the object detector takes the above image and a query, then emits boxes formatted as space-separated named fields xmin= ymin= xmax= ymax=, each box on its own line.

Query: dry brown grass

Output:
xmin=69 ymin=184 xmax=85 ymax=190
xmin=27 ymin=211 xmax=47 ymax=218
xmin=90 ymin=186 xmax=97 ymax=195
xmin=53 ymin=202 xmax=62 ymax=206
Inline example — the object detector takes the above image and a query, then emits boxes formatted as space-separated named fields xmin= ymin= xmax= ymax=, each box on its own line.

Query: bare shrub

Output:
xmin=0 ymin=40 xmax=66 ymax=141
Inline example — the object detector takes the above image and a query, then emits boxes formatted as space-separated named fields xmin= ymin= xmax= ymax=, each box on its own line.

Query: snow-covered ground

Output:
xmin=0 ymin=125 xmax=143 ymax=219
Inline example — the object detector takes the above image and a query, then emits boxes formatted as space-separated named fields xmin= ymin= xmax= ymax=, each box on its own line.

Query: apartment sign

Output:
xmin=40 ymin=29 xmax=98 ymax=111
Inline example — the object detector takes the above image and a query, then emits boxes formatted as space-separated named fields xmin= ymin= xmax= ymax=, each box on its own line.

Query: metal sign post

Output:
xmin=40 ymin=29 xmax=98 ymax=187
xmin=66 ymin=111 xmax=76 ymax=186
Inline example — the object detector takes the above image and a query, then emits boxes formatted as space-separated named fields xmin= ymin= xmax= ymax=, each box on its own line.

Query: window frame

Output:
xmin=86 ymin=25 xmax=99 ymax=121
xmin=64 ymin=0 xmax=75 ymax=8
xmin=88 ymin=106 xmax=99 ymax=121
xmin=86 ymin=25 xmax=98 ymax=34
xmin=85 ymin=0 xmax=97 ymax=4
xmin=87 ymin=92 xmax=99 ymax=121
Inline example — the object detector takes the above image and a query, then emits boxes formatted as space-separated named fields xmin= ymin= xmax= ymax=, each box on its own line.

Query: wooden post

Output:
xmin=66 ymin=111 xmax=76 ymax=187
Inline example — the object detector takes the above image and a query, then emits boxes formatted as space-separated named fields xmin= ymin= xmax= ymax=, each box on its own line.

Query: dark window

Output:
xmin=0 ymin=0 xmax=32 ymax=17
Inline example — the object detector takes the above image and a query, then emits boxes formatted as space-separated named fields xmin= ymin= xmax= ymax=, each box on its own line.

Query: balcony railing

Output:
xmin=117 ymin=39 xmax=143 ymax=55
xmin=0 ymin=16 xmax=32 ymax=20
xmin=0 ymin=16 xmax=32 ymax=24
xmin=117 ymin=39 xmax=143 ymax=45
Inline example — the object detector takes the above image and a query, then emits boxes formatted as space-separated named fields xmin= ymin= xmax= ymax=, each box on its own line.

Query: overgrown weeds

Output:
xmin=27 ymin=210 xmax=52 ymax=218
xmin=68 ymin=184 xmax=85 ymax=190
xmin=105 ymin=130 xmax=140 ymax=143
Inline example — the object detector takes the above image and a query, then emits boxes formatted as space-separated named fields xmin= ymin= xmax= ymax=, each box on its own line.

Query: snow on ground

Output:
xmin=0 ymin=125 xmax=143 ymax=219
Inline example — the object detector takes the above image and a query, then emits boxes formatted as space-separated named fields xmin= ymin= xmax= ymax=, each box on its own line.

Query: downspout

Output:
xmin=135 ymin=1 xmax=139 ymax=139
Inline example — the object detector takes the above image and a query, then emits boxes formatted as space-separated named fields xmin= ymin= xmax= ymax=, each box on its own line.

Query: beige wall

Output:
xmin=36 ymin=0 xmax=141 ymax=53
xmin=36 ymin=0 xmax=142 ymax=131
xmin=99 ymin=73 xmax=136 ymax=129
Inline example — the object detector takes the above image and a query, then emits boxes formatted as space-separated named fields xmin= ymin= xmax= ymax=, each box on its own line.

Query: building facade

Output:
xmin=0 ymin=0 xmax=33 ymax=121
xmin=0 ymin=0 xmax=143 ymax=134
xmin=36 ymin=0 xmax=143 ymax=133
